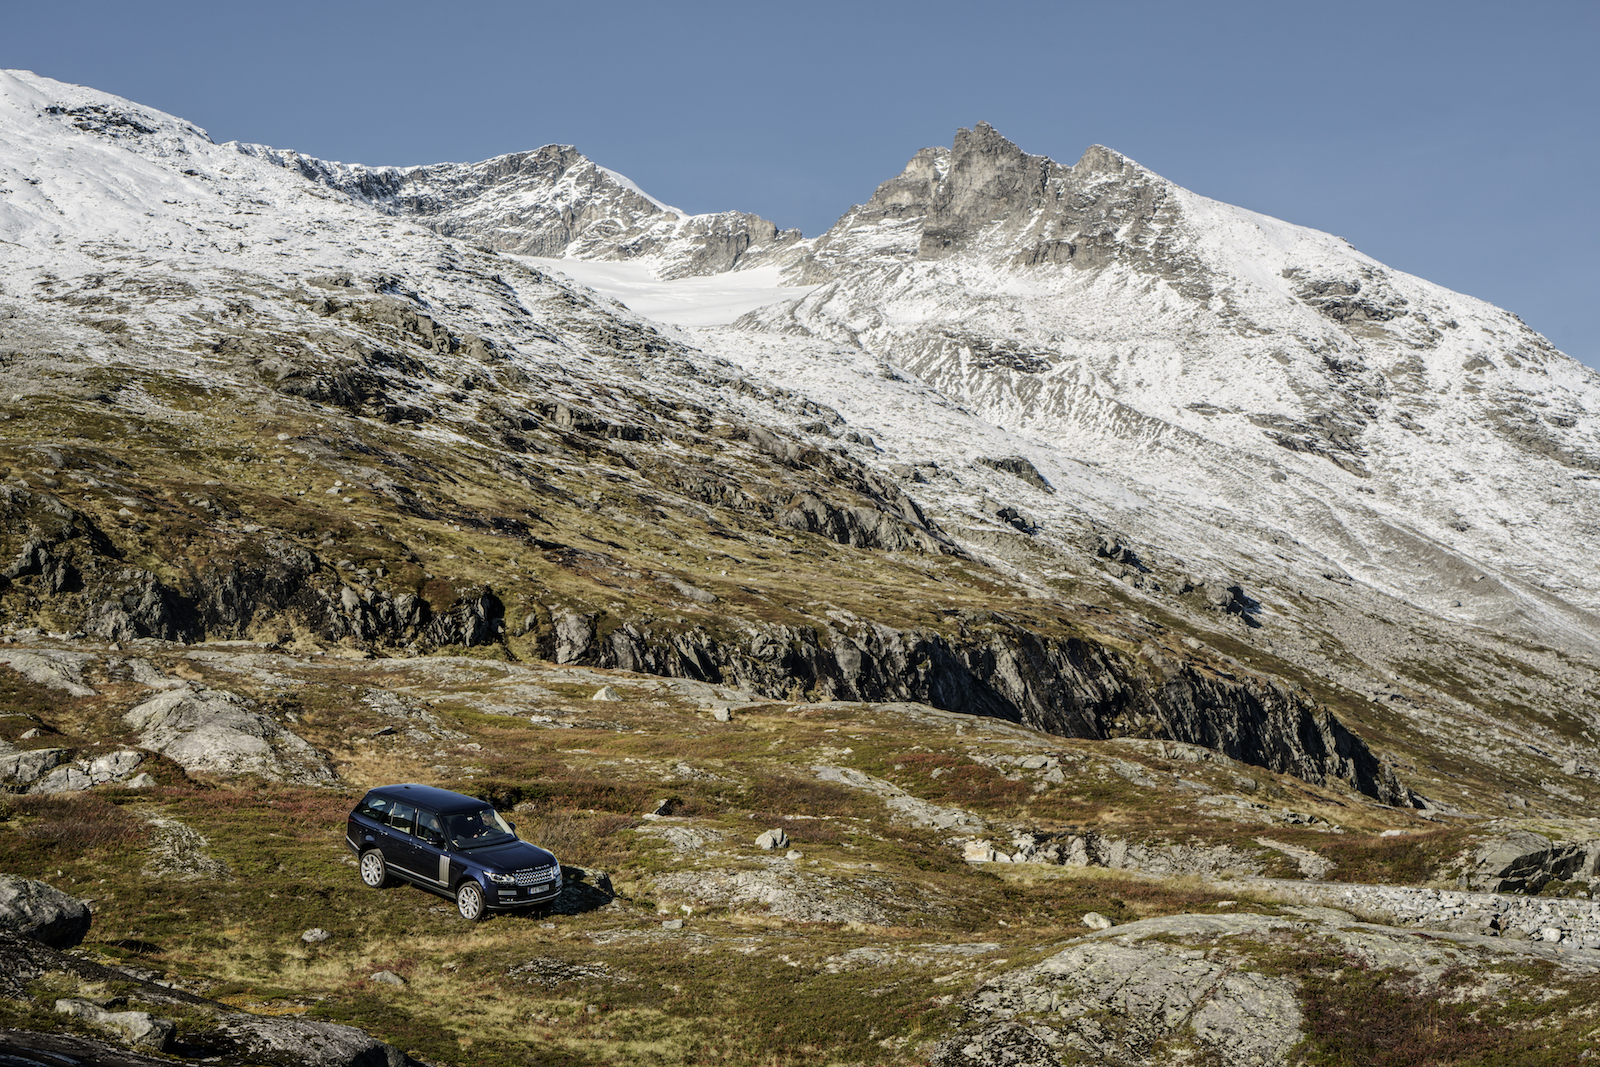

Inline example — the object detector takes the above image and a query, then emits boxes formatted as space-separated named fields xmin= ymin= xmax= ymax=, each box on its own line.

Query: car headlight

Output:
xmin=487 ymin=872 xmax=517 ymax=885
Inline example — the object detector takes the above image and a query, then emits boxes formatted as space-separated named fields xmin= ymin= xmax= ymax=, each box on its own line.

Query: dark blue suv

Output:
xmin=346 ymin=784 xmax=562 ymax=920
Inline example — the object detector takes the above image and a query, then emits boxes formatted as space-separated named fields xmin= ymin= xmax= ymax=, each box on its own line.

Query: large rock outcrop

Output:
xmin=930 ymin=911 xmax=1600 ymax=1067
xmin=123 ymin=687 xmax=332 ymax=784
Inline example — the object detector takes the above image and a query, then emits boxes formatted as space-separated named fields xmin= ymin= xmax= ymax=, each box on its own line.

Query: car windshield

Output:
xmin=446 ymin=807 xmax=516 ymax=848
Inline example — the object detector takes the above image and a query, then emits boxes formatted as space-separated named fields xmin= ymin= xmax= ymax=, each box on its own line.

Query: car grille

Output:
xmin=514 ymin=865 xmax=558 ymax=886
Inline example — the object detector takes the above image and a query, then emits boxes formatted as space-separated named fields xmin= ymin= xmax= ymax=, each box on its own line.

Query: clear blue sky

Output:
xmin=7 ymin=0 xmax=1597 ymax=367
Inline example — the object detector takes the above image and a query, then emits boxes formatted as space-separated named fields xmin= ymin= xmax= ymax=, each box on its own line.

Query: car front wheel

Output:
xmin=359 ymin=849 xmax=390 ymax=888
xmin=456 ymin=879 xmax=485 ymax=921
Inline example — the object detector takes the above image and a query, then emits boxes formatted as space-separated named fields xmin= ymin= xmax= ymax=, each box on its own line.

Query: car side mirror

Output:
xmin=507 ymin=821 xmax=517 ymax=835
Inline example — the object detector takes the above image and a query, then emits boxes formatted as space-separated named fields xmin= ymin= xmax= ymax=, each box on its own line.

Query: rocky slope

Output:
xmin=3 ymin=68 xmax=1600 ymax=1065
xmin=0 ymin=638 xmax=1597 ymax=1066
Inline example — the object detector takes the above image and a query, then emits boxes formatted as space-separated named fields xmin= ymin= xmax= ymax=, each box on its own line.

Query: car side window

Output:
xmin=416 ymin=809 xmax=444 ymax=847
xmin=388 ymin=801 xmax=417 ymax=835
xmin=357 ymin=794 xmax=392 ymax=821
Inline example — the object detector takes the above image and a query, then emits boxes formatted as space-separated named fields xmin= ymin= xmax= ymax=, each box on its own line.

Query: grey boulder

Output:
xmin=0 ymin=876 xmax=92 ymax=948
xmin=210 ymin=1013 xmax=411 ymax=1067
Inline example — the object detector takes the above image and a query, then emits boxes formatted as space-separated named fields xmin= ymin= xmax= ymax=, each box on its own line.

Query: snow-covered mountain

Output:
xmin=551 ymin=126 xmax=1600 ymax=808
xmin=5 ymin=68 xmax=1600 ymax=815
xmin=732 ymin=124 xmax=1600 ymax=636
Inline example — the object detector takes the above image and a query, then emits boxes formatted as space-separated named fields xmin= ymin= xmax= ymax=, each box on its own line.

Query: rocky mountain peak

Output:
xmin=768 ymin=125 xmax=1183 ymax=284
xmin=917 ymin=122 xmax=1069 ymax=259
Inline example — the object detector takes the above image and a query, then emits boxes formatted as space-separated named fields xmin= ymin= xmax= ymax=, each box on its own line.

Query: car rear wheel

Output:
xmin=456 ymin=879 xmax=485 ymax=921
xmin=359 ymin=849 xmax=391 ymax=888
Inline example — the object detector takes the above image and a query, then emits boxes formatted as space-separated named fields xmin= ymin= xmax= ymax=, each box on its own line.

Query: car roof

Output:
xmin=363 ymin=783 xmax=491 ymax=814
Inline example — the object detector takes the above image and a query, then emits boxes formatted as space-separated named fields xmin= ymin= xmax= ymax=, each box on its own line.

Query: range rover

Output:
xmin=346 ymin=783 xmax=562 ymax=920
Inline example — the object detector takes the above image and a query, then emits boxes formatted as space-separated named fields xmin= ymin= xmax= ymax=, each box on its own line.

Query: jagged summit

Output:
xmin=235 ymin=138 xmax=803 ymax=279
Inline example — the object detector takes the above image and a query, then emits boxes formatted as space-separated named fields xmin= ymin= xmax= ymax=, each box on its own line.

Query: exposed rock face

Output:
xmin=776 ymin=124 xmax=1192 ymax=285
xmin=931 ymin=911 xmax=1600 ymax=1067
xmin=123 ymin=687 xmax=332 ymax=784
xmin=0 ymin=1028 xmax=180 ymax=1066
xmin=0 ymin=877 xmax=91 ymax=948
xmin=15 ymin=748 xmax=149 ymax=794
xmin=0 ymin=487 xmax=504 ymax=651
xmin=780 ymin=146 xmax=950 ymax=283
xmin=0 ymin=749 xmax=68 ymax=792
xmin=1464 ymin=828 xmax=1600 ymax=893
xmin=210 ymin=1014 xmax=410 ymax=1067
xmin=561 ymin=614 xmax=1404 ymax=802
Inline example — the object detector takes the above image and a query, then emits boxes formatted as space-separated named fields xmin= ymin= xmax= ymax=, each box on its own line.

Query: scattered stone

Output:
xmin=509 ymin=957 xmax=626 ymax=986
xmin=591 ymin=686 xmax=623 ymax=702
xmin=786 ymin=849 xmax=804 ymax=861
xmin=755 ymin=828 xmax=790 ymax=851
xmin=711 ymin=705 xmax=732 ymax=722
xmin=0 ymin=875 xmax=92 ymax=947
xmin=963 ymin=840 xmax=1003 ymax=863
xmin=1081 ymin=911 xmax=1114 ymax=931
xmin=661 ymin=919 xmax=684 ymax=930
xmin=301 ymin=928 xmax=331 ymax=944
xmin=370 ymin=970 xmax=405 ymax=986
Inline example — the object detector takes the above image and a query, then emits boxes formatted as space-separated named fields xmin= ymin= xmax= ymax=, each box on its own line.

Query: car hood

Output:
xmin=459 ymin=839 xmax=557 ymax=871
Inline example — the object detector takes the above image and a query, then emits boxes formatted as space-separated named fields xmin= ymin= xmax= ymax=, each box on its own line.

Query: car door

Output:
xmin=380 ymin=800 xmax=433 ymax=885
xmin=352 ymin=792 xmax=401 ymax=860
xmin=412 ymin=808 xmax=452 ymax=889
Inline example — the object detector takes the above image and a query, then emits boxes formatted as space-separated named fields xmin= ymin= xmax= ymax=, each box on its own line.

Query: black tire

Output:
xmin=358 ymin=849 xmax=391 ymax=888
xmin=456 ymin=879 xmax=486 ymax=921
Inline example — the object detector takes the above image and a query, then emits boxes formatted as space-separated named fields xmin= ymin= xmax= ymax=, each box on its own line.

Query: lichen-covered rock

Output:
xmin=932 ymin=914 xmax=1307 ymax=1066
xmin=0 ymin=876 xmax=92 ymax=948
